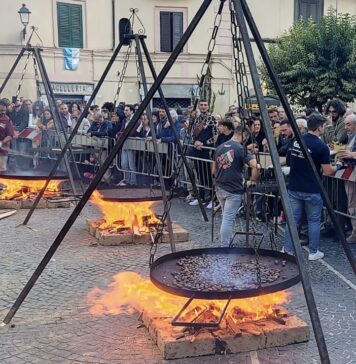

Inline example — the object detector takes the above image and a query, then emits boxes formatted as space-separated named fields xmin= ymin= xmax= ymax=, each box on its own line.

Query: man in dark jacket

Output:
xmin=87 ymin=113 xmax=111 ymax=137
xmin=117 ymin=104 xmax=137 ymax=186
xmin=8 ymin=98 xmax=28 ymax=132
xmin=283 ymin=113 xmax=340 ymax=260
xmin=188 ymin=99 xmax=218 ymax=206
xmin=278 ymin=120 xmax=295 ymax=165
xmin=153 ymin=108 xmax=181 ymax=144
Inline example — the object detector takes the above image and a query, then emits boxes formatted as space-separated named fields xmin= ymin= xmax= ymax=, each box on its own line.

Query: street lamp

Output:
xmin=18 ymin=4 xmax=31 ymax=39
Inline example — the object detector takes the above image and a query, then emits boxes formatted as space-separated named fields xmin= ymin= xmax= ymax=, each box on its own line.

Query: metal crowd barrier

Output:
xmin=40 ymin=130 xmax=111 ymax=169
xmin=178 ymin=144 xmax=215 ymax=191
xmin=115 ymin=137 xmax=177 ymax=179
xmin=322 ymin=172 xmax=356 ymax=225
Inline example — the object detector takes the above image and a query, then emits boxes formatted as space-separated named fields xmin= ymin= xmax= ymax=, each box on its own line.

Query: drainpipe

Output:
xmin=112 ymin=0 xmax=116 ymax=50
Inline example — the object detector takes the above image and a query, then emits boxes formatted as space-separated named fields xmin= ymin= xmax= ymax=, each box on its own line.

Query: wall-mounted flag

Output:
xmin=64 ymin=48 xmax=80 ymax=70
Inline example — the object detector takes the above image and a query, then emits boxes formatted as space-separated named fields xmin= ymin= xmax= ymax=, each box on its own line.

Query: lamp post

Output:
xmin=18 ymin=4 xmax=31 ymax=40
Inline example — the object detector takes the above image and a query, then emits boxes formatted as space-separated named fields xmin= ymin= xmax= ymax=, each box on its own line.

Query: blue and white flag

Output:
xmin=64 ymin=48 xmax=80 ymax=70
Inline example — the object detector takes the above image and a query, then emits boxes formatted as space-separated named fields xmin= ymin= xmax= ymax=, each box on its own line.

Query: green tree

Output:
xmin=260 ymin=9 xmax=356 ymax=111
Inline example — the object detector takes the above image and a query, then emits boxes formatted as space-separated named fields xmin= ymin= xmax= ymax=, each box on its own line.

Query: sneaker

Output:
xmin=308 ymin=250 xmax=324 ymax=261
xmin=346 ymin=233 xmax=356 ymax=244
xmin=280 ymin=247 xmax=293 ymax=255
xmin=256 ymin=212 xmax=264 ymax=222
xmin=116 ymin=180 xmax=127 ymax=186
xmin=189 ymin=199 xmax=199 ymax=206
xmin=206 ymin=200 xmax=213 ymax=209
xmin=185 ymin=194 xmax=194 ymax=203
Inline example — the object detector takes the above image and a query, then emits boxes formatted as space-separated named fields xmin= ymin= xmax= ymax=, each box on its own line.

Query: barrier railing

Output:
xmin=178 ymin=144 xmax=215 ymax=191
xmin=322 ymin=172 xmax=356 ymax=227
xmin=115 ymin=137 xmax=177 ymax=180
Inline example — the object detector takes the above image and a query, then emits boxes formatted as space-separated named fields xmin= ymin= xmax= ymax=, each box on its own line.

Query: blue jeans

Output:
xmin=216 ymin=187 xmax=242 ymax=245
xmin=284 ymin=190 xmax=323 ymax=254
xmin=121 ymin=149 xmax=136 ymax=185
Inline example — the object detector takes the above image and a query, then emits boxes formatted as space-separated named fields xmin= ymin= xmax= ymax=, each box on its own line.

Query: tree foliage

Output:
xmin=260 ymin=9 xmax=356 ymax=111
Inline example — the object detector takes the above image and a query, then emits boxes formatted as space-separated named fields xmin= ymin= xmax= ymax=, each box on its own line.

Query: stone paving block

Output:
xmin=87 ymin=219 xmax=188 ymax=245
xmin=142 ymin=310 xmax=309 ymax=360
xmin=262 ymin=315 xmax=309 ymax=348
xmin=21 ymin=199 xmax=47 ymax=209
xmin=46 ymin=200 xmax=71 ymax=209
xmin=0 ymin=200 xmax=21 ymax=209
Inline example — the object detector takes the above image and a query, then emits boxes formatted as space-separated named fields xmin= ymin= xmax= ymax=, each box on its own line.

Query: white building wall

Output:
xmin=0 ymin=0 xmax=354 ymax=113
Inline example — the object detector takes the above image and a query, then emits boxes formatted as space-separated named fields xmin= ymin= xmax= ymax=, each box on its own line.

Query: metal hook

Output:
xmin=218 ymin=82 xmax=225 ymax=95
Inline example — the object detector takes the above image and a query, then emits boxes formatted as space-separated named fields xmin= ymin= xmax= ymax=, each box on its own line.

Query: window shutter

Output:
xmin=57 ymin=2 xmax=83 ymax=48
xmin=160 ymin=12 xmax=172 ymax=52
xmin=70 ymin=4 xmax=83 ymax=48
xmin=172 ymin=12 xmax=183 ymax=50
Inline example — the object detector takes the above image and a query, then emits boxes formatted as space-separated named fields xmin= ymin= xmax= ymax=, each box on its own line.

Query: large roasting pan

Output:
xmin=0 ymin=170 xmax=68 ymax=181
xmin=150 ymin=247 xmax=300 ymax=300
xmin=97 ymin=187 xmax=164 ymax=203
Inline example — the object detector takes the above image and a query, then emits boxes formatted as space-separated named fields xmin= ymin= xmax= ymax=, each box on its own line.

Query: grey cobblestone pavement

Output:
xmin=0 ymin=198 xmax=355 ymax=364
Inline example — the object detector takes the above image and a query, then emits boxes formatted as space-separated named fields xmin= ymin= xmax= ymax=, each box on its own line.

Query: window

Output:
xmin=57 ymin=2 xmax=83 ymax=48
xmin=294 ymin=0 xmax=324 ymax=23
xmin=160 ymin=11 xmax=183 ymax=52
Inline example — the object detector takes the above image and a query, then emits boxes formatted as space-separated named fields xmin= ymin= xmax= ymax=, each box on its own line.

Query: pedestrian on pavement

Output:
xmin=283 ymin=112 xmax=342 ymax=260
xmin=212 ymin=125 xmax=258 ymax=245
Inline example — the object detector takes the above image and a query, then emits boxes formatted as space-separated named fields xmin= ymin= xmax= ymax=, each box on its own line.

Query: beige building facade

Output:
xmin=0 ymin=0 xmax=354 ymax=113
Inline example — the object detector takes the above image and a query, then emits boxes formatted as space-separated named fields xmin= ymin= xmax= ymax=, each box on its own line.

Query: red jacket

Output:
xmin=0 ymin=114 xmax=15 ymax=155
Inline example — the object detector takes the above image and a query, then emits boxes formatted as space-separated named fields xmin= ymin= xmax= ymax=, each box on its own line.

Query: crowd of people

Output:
xmin=0 ymin=95 xmax=355 ymax=258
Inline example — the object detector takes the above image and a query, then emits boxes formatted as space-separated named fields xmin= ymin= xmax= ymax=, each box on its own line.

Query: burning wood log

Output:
xmin=225 ymin=315 xmax=242 ymax=337
xmin=180 ymin=305 xmax=208 ymax=323
xmin=267 ymin=314 xmax=286 ymax=325
xmin=239 ymin=323 xmax=262 ymax=336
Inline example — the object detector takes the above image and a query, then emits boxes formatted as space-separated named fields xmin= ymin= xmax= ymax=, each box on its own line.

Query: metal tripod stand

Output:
xmin=3 ymin=2 xmax=356 ymax=363
xmin=0 ymin=44 xmax=83 ymax=207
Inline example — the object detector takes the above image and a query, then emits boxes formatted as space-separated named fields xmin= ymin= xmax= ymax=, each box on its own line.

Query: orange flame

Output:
xmin=87 ymin=272 xmax=290 ymax=322
xmin=91 ymin=191 xmax=160 ymax=232
xmin=0 ymin=178 xmax=63 ymax=200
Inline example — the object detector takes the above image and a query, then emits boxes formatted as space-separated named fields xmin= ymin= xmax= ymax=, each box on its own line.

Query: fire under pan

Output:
xmin=97 ymin=187 xmax=164 ymax=203
xmin=150 ymin=247 xmax=300 ymax=300
xmin=0 ymin=171 xmax=70 ymax=209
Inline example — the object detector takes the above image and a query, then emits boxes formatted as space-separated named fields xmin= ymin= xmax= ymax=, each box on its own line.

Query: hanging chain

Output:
xmin=113 ymin=41 xmax=133 ymax=107
xmin=176 ymin=0 xmax=226 ymax=189
xmin=253 ymin=234 xmax=262 ymax=288
xmin=149 ymin=199 xmax=172 ymax=267
xmin=32 ymin=54 xmax=42 ymax=99
xmin=15 ymin=52 xmax=31 ymax=98
xmin=247 ymin=190 xmax=263 ymax=288
xmin=230 ymin=0 xmax=253 ymax=120
xmin=195 ymin=0 xmax=226 ymax=103
xmin=134 ymin=43 xmax=143 ymax=102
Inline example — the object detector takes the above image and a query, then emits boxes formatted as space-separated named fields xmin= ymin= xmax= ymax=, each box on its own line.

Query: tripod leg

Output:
xmin=21 ymin=49 xmax=77 ymax=225
xmin=232 ymin=1 xmax=330 ymax=362
xmin=139 ymin=37 xmax=209 ymax=222
xmin=134 ymin=35 xmax=176 ymax=253
xmin=21 ymin=40 xmax=126 ymax=226
xmin=2 ymin=0 xmax=212 ymax=325
xmin=35 ymin=49 xmax=84 ymax=194
xmin=0 ymin=48 xmax=26 ymax=94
